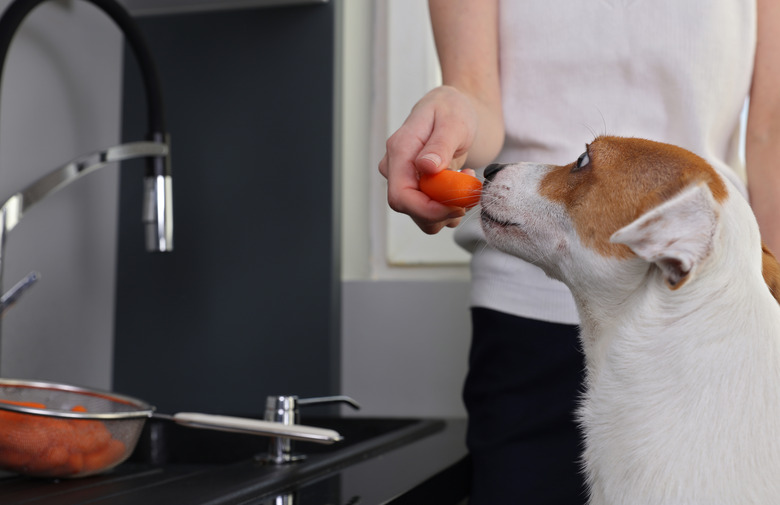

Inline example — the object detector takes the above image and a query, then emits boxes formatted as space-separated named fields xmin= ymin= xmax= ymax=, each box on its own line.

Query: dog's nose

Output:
xmin=484 ymin=163 xmax=505 ymax=182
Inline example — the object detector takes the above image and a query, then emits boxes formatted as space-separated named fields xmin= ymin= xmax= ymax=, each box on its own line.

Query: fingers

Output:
xmin=415 ymin=111 xmax=474 ymax=174
xmin=378 ymin=86 xmax=478 ymax=234
xmin=381 ymin=142 xmax=468 ymax=229
xmin=413 ymin=212 xmax=467 ymax=235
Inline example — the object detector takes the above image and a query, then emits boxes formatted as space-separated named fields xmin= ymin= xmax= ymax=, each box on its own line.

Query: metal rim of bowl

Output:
xmin=0 ymin=378 xmax=155 ymax=420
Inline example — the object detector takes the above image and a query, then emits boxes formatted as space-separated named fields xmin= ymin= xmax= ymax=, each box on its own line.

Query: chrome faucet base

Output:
xmin=258 ymin=451 xmax=306 ymax=466
xmin=262 ymin=395 xmax=360 ymax=465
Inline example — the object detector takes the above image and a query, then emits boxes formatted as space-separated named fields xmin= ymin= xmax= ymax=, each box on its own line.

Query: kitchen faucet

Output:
xmin=0 ymin=0 xmax=172 ymax=369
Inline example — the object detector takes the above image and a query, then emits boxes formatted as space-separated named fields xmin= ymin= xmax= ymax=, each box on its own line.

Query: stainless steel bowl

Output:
xmin=0 ymin=378 xmax=153 ymax=478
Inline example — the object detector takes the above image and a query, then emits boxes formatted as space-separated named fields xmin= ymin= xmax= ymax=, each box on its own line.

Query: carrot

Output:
xmin=81 ymin=439 xmax=126 ymax=473
xmin=0 ymin=399 xmax=47 ymax=429
xmin=24 ymin=445 xmax=69 ymax=475
xmin=70 ymin=418 xmax=112 ymax=453
xmin=66 ymin=452 xmax=85 ymax=475
xmin=0 ymin=399 xmax=126 ymax=477
xmin=419 ymin=169 xmax=482 ymax=209
xmin=0 ymin=449 xmax=32 ymax=468
xmin=0 ymin=400 xmax=47 ymax=427
xmin=0 ymin=399 xmax=47 ymax=409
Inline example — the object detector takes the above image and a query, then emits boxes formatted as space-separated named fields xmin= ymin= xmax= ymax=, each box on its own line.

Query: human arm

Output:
xmin=378 ymin=0 xmax=504 ymax=234
xmin=746 ymin=0 xmax=780 ymax=254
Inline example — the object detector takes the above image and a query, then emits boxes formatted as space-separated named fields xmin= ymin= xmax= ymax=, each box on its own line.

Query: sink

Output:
xmin=0 ymin=417 xmax=454 ymax=504
xmin=129 ymin=416 xmax=440 ymax=465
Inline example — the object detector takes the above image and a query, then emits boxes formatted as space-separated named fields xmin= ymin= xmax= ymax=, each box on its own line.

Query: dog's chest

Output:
xmin=579 ymin=315 xmax=780 ymax=504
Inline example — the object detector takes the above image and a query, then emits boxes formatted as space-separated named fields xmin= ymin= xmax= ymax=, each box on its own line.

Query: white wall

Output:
xmin=337 ymin=0 xmax=471 ymax=418
xmin=0 ymin=0 xmax=123 ymax=388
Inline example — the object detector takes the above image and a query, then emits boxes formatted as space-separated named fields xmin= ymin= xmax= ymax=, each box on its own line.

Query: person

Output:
xmin=379 ymin=0 xmax=780 ymax=503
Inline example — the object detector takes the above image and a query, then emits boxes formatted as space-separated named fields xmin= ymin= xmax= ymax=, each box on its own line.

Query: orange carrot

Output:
xmin=81 ymin=439 xmax=126 ymax=473
xmin=70 ymin=418 xmax=112 ymax=454
xmin=0 ymin=449 xmax=32 ymax=468
xmin=66 ymin=452 xmax=85 ymax=475
xmin=0 ymin=399 xmax=47 ymax=409
xmin=419 ymin=170 xmax=483 ymax=209
xmin=0 ymin=399 xmax=126 ymax=477
xmin=24 ymin=445 xmax=69 ymax=475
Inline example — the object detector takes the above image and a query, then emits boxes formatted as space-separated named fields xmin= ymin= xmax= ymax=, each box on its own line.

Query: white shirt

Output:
xmin=456 ymin=0 xmax=756 ymax=324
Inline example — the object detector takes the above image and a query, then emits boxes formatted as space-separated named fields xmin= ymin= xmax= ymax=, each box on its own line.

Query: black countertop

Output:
xmin=0 ymin=417 xmax=469 ymax=504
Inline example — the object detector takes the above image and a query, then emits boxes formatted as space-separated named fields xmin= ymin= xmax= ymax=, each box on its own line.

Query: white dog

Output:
xmin=480 ymin=136 xmax=780 ymax=505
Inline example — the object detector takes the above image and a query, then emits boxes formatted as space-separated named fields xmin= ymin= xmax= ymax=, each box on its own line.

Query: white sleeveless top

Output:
xmin=455 ymin=0 xmax=756 ymax=324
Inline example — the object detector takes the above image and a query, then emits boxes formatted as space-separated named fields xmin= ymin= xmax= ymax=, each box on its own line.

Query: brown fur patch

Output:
xmin=762 ymin=243 xmax=780 ymax=304
xmin=540 ymin=136 xmax=727 ymax=258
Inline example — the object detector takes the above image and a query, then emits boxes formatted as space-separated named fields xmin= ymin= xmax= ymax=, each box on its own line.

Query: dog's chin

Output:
xmin=481 ymin=211 xmax=519 ymax=232
xmin=481 ymin=211 xmax=525 ymax=239
xmin=481 ymin=212 xmax=536 ymax=260
xmin=481 ymin=210 xmax=570 ymax=281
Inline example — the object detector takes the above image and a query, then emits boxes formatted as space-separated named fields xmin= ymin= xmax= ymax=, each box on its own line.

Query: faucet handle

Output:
xmin=297 ymin=395 xmax=361 ymax=411
xmin=264 ymin=395 xmax=360 ymax=425
xmin=0 ymin=271 xmax=39 ymax=317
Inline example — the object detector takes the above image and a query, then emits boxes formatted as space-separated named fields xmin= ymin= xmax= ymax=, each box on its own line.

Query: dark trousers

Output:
xmin=463 ymin=308 xmax=588 ymax=504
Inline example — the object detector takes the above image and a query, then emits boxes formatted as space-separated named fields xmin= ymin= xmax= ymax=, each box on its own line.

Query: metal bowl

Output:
xmin=0 ymin=378 xmax=153 ymax=478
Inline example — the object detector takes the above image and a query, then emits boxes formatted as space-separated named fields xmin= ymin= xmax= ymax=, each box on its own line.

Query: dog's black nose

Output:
xmin=484 ymin=163 xmax=505 ymax=182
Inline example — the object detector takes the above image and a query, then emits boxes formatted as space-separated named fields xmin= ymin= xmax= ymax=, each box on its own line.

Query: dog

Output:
xmin=480 ymin=136 xmax=780 ymax=504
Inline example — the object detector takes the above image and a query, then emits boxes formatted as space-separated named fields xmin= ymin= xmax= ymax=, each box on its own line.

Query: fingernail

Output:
xmin=420 ymin=153 xmax=442 ymax=168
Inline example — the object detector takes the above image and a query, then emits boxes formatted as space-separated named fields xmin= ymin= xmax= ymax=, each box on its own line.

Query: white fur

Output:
xmin=481 ymin=158 xmax=780 ymax=504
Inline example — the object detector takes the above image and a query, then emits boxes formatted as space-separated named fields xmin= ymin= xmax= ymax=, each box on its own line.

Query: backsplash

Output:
xmin=113 ymin=2 xmax=337 ymax=414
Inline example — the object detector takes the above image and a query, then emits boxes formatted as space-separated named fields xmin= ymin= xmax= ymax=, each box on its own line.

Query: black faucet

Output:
xmin=0 ymin=0 xmax=172 ymax=365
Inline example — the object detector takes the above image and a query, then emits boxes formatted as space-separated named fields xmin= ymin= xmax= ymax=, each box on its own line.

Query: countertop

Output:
xmin=0 ymin=417 xmax=469 ymax=504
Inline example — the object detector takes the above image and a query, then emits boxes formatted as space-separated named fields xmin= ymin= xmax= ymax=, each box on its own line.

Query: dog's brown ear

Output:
xmin=762 ymin=243 xmax=780 ymax=304
xmin=610 ymin=183 xmax=717 ymax=289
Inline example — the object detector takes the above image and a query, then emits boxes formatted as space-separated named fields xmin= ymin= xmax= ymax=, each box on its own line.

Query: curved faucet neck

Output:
xmin=0 ymin=0 xmax=167 ymax=157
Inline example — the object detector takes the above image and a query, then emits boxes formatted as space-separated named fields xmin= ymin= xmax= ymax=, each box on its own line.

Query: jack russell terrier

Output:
xmin=480 ymin=136 xmax=780 ymax=505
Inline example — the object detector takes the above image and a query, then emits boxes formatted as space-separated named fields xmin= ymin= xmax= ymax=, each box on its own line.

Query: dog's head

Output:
xmin=480 ymin=136 xmax=767 ymax=300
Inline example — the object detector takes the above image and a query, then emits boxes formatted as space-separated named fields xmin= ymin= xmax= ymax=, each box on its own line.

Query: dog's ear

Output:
xmin=610 ymin=183 xmax=718 ymax=289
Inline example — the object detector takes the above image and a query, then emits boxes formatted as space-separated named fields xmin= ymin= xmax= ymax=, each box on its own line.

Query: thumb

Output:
xmin=415 ymin=127 xmax=469 ymax=174
xmin=416 ymin=151 xmax=445 ymax=174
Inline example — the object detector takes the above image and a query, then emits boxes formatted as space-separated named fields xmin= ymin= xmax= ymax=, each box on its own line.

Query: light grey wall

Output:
xmin=0 ymin=0 xmax=122 ymax=388
xmin=336 ymin=2 xmax=472 ymax=419
xmin=341 ymin=280 xmax=470 ymax=418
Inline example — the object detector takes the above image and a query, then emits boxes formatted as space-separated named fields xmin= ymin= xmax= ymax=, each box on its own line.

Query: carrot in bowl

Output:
xmin=0 ymin=400 xmax=126 ymax=477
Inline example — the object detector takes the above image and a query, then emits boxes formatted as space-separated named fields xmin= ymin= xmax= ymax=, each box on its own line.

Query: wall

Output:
xmin=114 ymin=2 xmax=339 ymax=414
xmin=0 ymin=0 xmax=473 ymax=421
xmin=0 ymin=0 xmax=122 ymax=388
xmin=337 ymin=1 xmax=471 ymax=418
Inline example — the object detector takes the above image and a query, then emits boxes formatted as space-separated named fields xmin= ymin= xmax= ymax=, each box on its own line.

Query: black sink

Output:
xmin=129 ymin=416 xmax=437 ymax=465
xmin=0 ymin=417 xmax=448 ymax=505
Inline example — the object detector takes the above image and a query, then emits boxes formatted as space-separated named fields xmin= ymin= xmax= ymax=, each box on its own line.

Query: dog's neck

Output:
xmin=573 ymin=197 xmax=780 ymax=380
xmin=576 ymin=216 xmax=780 ymax=502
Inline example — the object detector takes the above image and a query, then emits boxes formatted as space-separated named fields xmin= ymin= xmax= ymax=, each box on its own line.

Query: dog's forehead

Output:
xmin=540 ymin=136 xmax=728 ymax=258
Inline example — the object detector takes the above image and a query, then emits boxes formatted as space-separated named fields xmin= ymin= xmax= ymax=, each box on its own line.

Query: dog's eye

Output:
xmin=573 ymin=151 xmax=590 ymax=172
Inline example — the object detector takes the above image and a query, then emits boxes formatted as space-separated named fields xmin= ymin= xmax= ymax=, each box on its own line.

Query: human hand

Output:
xmin=378 ymin=85 xmax=479 ymax=234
